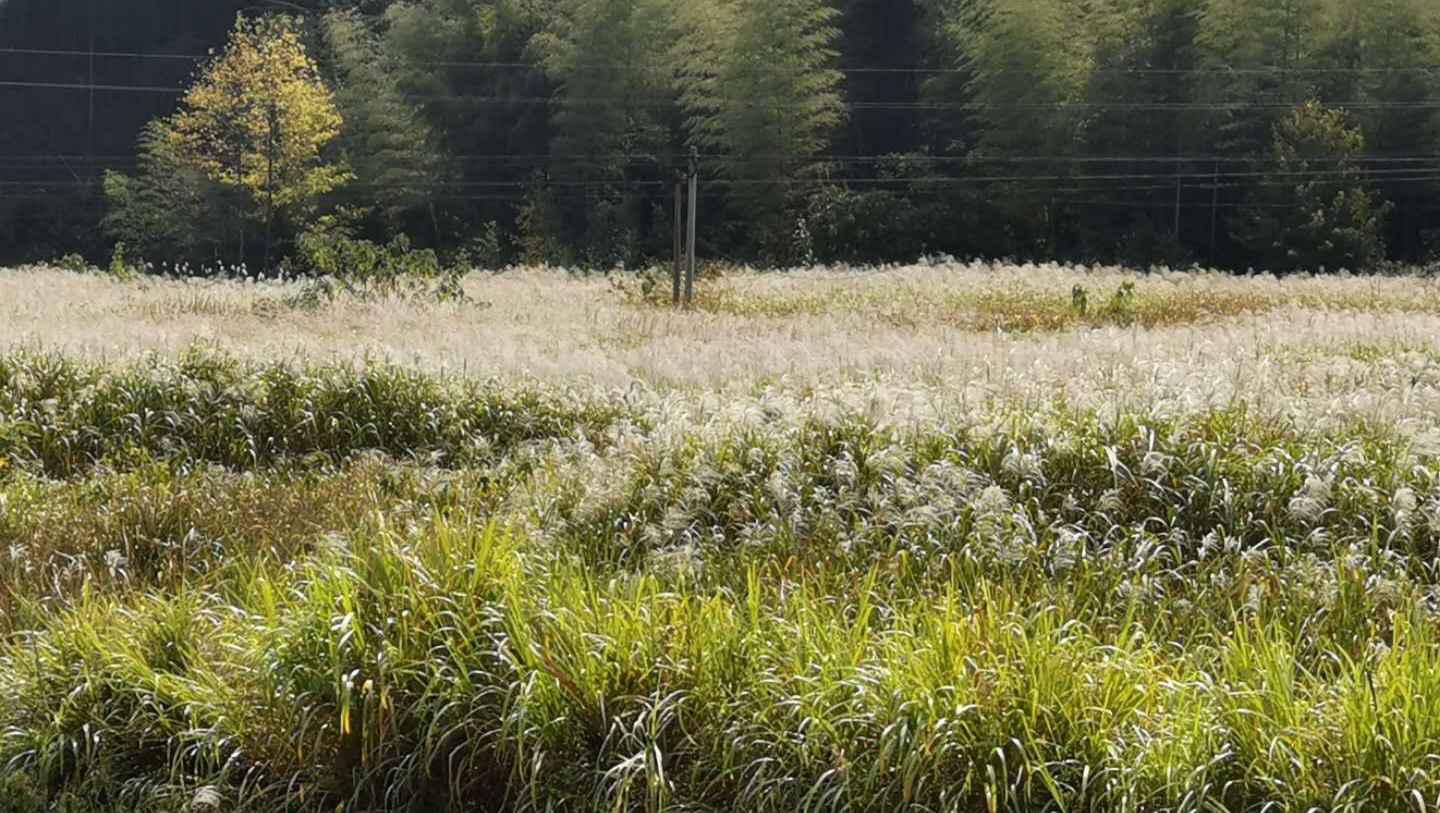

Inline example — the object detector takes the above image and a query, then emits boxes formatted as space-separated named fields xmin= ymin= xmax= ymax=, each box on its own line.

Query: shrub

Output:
xmin=1232 ymin=102 xmax=1392 ymax=273
xmin=293 ymin=216 xmax=465 ymax=302
xmin=453 ymin=221 xmax=505 ymax=271
xmin=51 ymin=253 xmax=93 ymax=274
xmin=0 ymin=350 xmax=629 ymax=477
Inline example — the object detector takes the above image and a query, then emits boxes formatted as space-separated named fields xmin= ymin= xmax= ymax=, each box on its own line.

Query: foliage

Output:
xmin=8 ymin=348 xmax=1440 ymax=809
xmin=949 ymin=0 xmax=1093 ymax=160
xmin=671 ymin=0 xmax=846 ymax=247
xmin=8 ymin=0 xmax=1440 ymax=270
xmin=324 ymin=9 xmax=451 ymax=232
xmin=379 ymin=0 xmax=551 ymax=250
xmin=0 ymin=350 xmax=627 ymax=478
xmin=106 ymin=242 xmax=138 ymax=280
xmin=1196 ymin=0 xmax=1334 ymax=157
xmin=98 ymin=15 xmax=351 ymax=270
xmin=1232 ymin=101 xmax=1392 ymax=273
xmin=101 ymin=121 xmax=248 ymax=267
xmin=453 ymin=221 xmax=506 ymax=270
xmin=167 ymin=16 xmax=349 ymax=214
xmin=292 ymin=213 xmax=468 ymax=301
xmin=1318 ymin=0 xmax=1440 ymax=257
xmin=516 ymin=174 xmax=568 ymax=266
xmin=805 ymin=158 xmax=965 ymax=263
xmin=534 ymin=0 xmax=677 ymax=175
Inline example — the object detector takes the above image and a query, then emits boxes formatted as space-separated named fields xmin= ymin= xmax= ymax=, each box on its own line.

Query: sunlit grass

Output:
xmin=679 ymin=271 xmax=1440 ymax=332
xmin=3 ymin=517 xmax=1439 ymax=811
xmin=0 ymin=348 xmax=628 ymax=478
xmin=4 ymin=265 xmax=1440 ymax=810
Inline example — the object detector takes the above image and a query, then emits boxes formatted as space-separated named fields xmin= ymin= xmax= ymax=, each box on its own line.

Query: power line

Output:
xmin=4 ymin=78 xmax=1440 ymax=113
xmin=8 ymin=167 xmax=1440 ymax=209
xmin=10 ymin=182 xmax=1440 ymax=208
xmin=0 ymin=47 xmax=202 ymax=61
xmin=0 ymin=79 xmax=184 ymax=94
xmin=381 ymin=95 xmax=1440 ymax=112
xmin=8 ymin=167 xmax=1438 ymax=191
xmin=3 ymin=46 xmax=1438 ymax=76
xmin=2 ymin=152 xmax=1437 ymax=167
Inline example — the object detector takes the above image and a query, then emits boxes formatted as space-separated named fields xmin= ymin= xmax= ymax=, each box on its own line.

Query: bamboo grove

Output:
xmin=0 ymin=0 xmax=1438 ymax=272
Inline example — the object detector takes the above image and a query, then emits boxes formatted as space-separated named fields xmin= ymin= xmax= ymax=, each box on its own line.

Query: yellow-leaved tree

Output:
xmin=163 ymin=14 xmax=350 ymax=266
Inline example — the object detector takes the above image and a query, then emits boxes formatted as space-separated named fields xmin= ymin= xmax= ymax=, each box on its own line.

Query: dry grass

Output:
xmin=677 ymin=264 xmax=1440 ymax=329
xmin=5 ymin=263 xmax=1440 ymax=434
xmin=9 ymin=263 xmax=1440 ymax=811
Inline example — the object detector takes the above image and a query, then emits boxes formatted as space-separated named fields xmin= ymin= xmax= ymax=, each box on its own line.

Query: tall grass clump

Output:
xmin=3 ymin=342 xmax=1440 ymax=810
xmin=0 ymin=349 xmax=630 ymax=478
xmin=0 ymin=458 xmax=525 ymax=632
xmin=4 ymin=515 xmax=1440 ymax=811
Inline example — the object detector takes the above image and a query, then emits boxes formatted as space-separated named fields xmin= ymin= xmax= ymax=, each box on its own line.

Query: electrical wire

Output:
xmin=3 ymin=78 xmax=1440 ymax=114
xmin=3 ymin=46 xmax=1438 ymax=76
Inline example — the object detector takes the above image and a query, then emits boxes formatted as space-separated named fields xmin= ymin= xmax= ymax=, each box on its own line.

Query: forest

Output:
xmin=13 ymin=5 xmax=1440 ymax=812
xmin=1 ymin=0 xmax=1438 ymax=273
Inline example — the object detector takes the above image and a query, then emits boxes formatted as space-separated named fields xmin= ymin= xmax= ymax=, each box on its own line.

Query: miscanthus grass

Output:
xmin=0 ymin=348 xmax=1439 ymax=810
xmin=4 ymin=265 xmax=1440 ymax=810
xmin=5 ymin=264 xmax=1440 ymax=435
xmin=3 ymin=518 xmax=1440 ymax=812
xmin=0 ymin=349 xmax=629 ymax=478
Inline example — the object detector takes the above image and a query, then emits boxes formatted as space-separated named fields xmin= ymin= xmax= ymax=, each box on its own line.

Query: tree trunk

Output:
xmin=263 ymin=193 xmax=274 ymax=273
xmin=263 ymin=103 xmax=278 ymax=273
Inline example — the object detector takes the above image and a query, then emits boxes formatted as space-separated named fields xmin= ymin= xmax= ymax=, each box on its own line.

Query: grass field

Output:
xmin=4 ymin=262 xmax=1440 ymax=811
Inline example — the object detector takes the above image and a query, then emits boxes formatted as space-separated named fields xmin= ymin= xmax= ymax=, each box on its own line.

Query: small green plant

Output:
xmin=107 ymin=242 xmax=138 ymax=280
xmin=295 ymin=216 xmax=466 ymax=303
xmin=1071 ymin=284 xmax=1089 ymax=316
xmin=1104 ymin=280 xmax=1137 ymax=325
xmin=52 ymin=253 xmax=93 ymax=274
xmin=454 ymin=221 xmax=505 ymax=271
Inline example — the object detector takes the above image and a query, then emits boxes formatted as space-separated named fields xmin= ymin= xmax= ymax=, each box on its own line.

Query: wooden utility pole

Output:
xmin=263 ymin=102 xmax=278 ymax=272
xmin=1173 ymin=176 xmax=1182 ymax=238
xmin=685 ymin=148 xmax=698 ymax=306
xmin=673 ymin=175 xmax=683 ymax=306
xmin=1209 ymin=162 xmax=1219 ymax=262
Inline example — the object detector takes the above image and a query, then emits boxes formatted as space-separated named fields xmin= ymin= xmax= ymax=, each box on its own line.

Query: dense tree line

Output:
xmin=1 ymin=0 xmax=1437 ymax=272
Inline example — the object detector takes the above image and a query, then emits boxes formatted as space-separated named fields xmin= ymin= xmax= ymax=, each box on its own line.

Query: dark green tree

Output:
xmin=101 ymin=121 xmax=248 ymax=266
xmin=932 ymin=0 xmax=1100 ymax=258
xmin=1075 ymin=0 xmax=1205 ymax=265
xmin=671 ymin=0 xmax=846 ymax=258
xmin=382 ymin=0 xmax=552 ymax=250
xmin=1232 ymin=101 xmax=1391 ymax=273
xmin=1315 ymin=0 xmax=1440 ymax=258
xmin=4 ymin=0 xmax=1440 ymax=269
xmin=324 ymin=9 xmax=452 ymax=239
xmin=531 ymin=0 xmax=681 ymax=265
xmin=1196 ymin=0 xmax=1335 ymax=159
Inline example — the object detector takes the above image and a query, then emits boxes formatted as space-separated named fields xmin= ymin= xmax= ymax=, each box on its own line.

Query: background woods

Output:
xmin=1 ymin=0 xmax=1438 ymax=272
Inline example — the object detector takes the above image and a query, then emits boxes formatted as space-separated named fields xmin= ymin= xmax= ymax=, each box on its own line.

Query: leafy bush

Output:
xmin=0 ymin=350 xmax=629 ymax=477
xmin=4 ymin=404 xmax=1440 ymax=811
xmin=806 ymin=177 xmax=960 ymax=264
xmin=293 ymin=216 xmax=465 ymax=302
xmin=50 ymin=253 xmax=93 ymax=274
xmin=1233 ymin=102 xmax=1393 ymax=274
